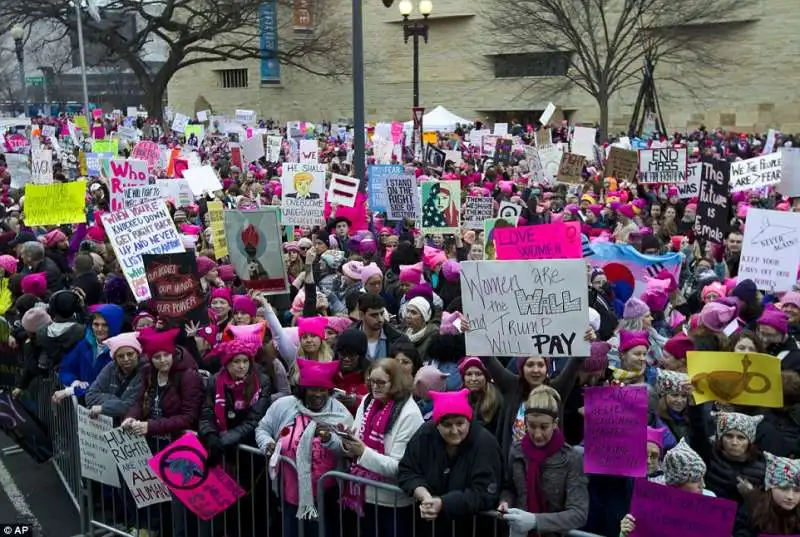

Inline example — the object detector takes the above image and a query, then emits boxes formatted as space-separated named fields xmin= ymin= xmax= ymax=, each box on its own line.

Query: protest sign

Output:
xmin=668 ymin=162 xmax=702 ymax=199
xmin=571 ymin=126 xmax=596 ymax=160
xmin=124 ymin=184 xmax=162 ymax=208
xmin=266 ymin=135 xmax=282 ymax=163
xmin=739 ymin=208 xmax=800 ymax=292
xmin=241 ymin=133 xmax=265 ymax=163
xmin=494 ymin=138 xmax=512 ymax=163
xmin=523 ymin=146 xmax=547 ymax=185
xmin=24 ymin=181 xmax=86 ymax=226
xmin=299 ymin=139 xmax=318 ymax=163
xmin=104 ymin=428 xmax=171 ymax=509
xmin=386 ymin=174 xmax=420 ymax=221
xmin=281 ymin=163 xmax=326 ymax=226
xmin=154 ymin=179 xmax=193 ymax=207
xmin=687 ymin=351 xmax=782 ymax=408
xmin=328 ymin=174 xmax=360 ymax=207
xmin=0 ymin=391 xmax=53 ymax=463
xmin=235 ymin=109 xmax=256 ymax=124
xmin=460 ymin=259 xmax=589 ymax=357
xmin=557 ymin=153 xmax=585 ymax=184
xmin=462 ymin=196 xmax=494 ymax=229
xmin=171 ymin=113 xmax=190 ymax=133
xmin=605 ymin=147 xmax=639 ymax=181
xmin=730 ymin=153 xmax=782 ymax=192
xmin=493 ymin=123 xmax=508 ymax=136
xmin=421 ymin=180 xmax=460 ymax=234
xmin=469 ymin=128 xmax=490 ymax=147
xmin=41 ymin=124 xmax=56 ymax=138
xmin=75 ymin=405 xmax=120 ymax=487
xmin=493 ymin=221 xmax=582 ymax=260
xmin=73 ymin=115 xmax=89 ymax=134
xmin=224 ymin=208 xmax=290 ymax=294
xmin=148 ymin=432 xmax=244 ymax=521
xmin=498 ymin=201 xmax=522 ymax=220
xmin=6 ymin=153 xmax=31 ymax=189
xmin=117 ymin=126 xmax=139 ymax=142
xmin=143 ymin=253 xmax=208 ymax=324
xmin=629 ymin=478 xmax=736 ymax=537
xmin=424 ymin=144 xmax=446 ymax=168
xmin=779 ymin=148 xmax=800 ymax=198
xmin=131 ymin=141 xmax=161 ymax=171
xmin=368 ymin=165 xmax=400 ymax=213
xmin=638 ymin=148 xmax=688 ymax=183
xmin=583 ymin=385 xmax=647 ymax=477
xmin=108 ymin=158 xmax=149 ymax=211
xmin=182 ymin=165 xmax=223 ymax=196
xmin=92 ymin=139 xmax=119 ymax=156
xmin=694 ymin=158 xmax=731 ymax=244
xmin=102 ymin=201 xmax=185 ymax=301
xmin=540 ymin=102 xmax=556 ymax=125
xmin=30 ymin=149 xmax=53 ymax=184
xmin=207 ymin=201 xmax=229 ymax=259
xmin=196 ymin=110 xmax=209 ymax=122
xmin=484 ymin=217 xmax=518 ymax=260
xmin=444 ymin=150 xmax=463 ymax=167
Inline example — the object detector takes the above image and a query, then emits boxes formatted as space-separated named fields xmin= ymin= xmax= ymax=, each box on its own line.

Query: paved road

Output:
xmin=0 ymin=435 xmax=82 ymax=537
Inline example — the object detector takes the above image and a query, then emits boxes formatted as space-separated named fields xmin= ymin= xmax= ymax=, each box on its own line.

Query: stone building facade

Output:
xmin=167 ymin=0 xmax=800 ymax=133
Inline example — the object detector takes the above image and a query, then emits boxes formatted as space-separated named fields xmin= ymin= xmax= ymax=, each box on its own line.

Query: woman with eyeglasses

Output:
xmin=331 ymin=330 xmax=369 ymax=415
xmin=339 ymin=358 xmax=424 ymax=537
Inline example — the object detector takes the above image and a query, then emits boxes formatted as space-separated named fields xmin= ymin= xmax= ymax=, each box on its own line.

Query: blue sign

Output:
xmin=259 ymin=2 xmax=281 ymax=84
xmin=368 ymin=165 xmax=404 ymax=214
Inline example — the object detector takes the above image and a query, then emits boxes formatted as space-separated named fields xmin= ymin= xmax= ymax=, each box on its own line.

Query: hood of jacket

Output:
xmin=92 ymin=304 xmax=124 ymax=338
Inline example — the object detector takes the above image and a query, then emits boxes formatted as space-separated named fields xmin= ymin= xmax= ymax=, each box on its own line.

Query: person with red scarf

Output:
xmin=498 ymin=385 xmax=589 ymax=537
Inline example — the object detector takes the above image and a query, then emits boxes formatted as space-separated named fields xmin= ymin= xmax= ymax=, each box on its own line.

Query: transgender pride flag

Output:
xmin=588 ymin=242 xmax=683 ymax=303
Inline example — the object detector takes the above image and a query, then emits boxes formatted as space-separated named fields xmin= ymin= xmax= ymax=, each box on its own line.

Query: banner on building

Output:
xmin=259 ymin=2 xmax=281 ymax=84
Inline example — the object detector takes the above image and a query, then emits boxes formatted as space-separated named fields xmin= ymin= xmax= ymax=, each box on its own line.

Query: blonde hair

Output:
xmin=289 ymin=342 xmax=334 ymax=385
xmin=476 ymin=381 xmax=502 ymax=424
xmin=524 ymin=385 xmax=561 ymax=416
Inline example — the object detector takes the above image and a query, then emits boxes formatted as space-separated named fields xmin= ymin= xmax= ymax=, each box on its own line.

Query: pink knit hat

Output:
xmin=21 ymin=273 xmax=47 ymax=297
xmin=582 ymin=341 xmax=611 ymax=373
xmin=210 ymin=287 xmax=233 ymax=305
xmin=219 ymin=339 xmax=258 ymax=366
xmin=458 ymin=357 xmax=491 ymax=379
xmin=430 ymin=388 xmax=474 ymax=423
xmin=138 ymin=327 xmax=179 ymax=356
xmin=297 ymin=316 xmax=327 ymax=339
xmin=413 ymin=365 xmax=448 ymax=398
xmin=640 ymin=288 xmax=668 ymax=313
xmin=422 ymin=247 xmax=447 ymax=270
xmin=360 ymin=263 xmax=383 ymax=285
xmin=196 ymin=256 xmax=217 ymax=277
xmin=326 ymin=316 xmax=353 ymax=334
xmin=0 ymin=255 xmax=17 ymax=275
xmin=781 ymin=291 xmax=800 ymax=310
xmin=296 ymin=358 xmax=339 ymax=389
xmin=702 ymin=282 xmax=726 ymax=301
xmin=647 ymin=426 xmax=667 ymax=450
xmin=439 ymin=310 xmax=461 ymax=335
xmin=342 ymin=261 xmax=364 ymax=281
xmin=619 ymin=329 xmax=650 ymax=353
xmin=218 ymin=265 xmax=236 ymax=282
xmin=105 ymin=332 xmax=142 ymax=357
xmin=758 ymin=307 xmax=789 ymax=335
xmin=441 ymin=260 xmax=461 ymax=283
xmin=40 ymin=229 xmax=67 ymax=248
xmin=226 ymin=321 xmax=267 ymax=346
xmin=86 ymin=225 xmax=106 ymax=243
xmin=232 ymin=295 xmax=258 ymax=317
xmin=399 ymin=262 xmax=424 ymax=285
xmin=699 ymin=302 xmax=737 ymax=332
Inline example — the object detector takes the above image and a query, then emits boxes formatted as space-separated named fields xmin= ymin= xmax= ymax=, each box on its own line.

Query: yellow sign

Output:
xmin=24 ymin=181 xmax=87 ymax=226
xmin=422 ymin=131 xmax=438 ymax=145
xmin=207 ymin=201 xmax=228 ymax=259
xmin=79 ymin=151 xmax=87 ymax=177
xmin=687 ymin=351 xmax=782 ymax=408
xmin=73 ymin=115 xmax=89 ymax=134
xmin=92 ymin=139 xmax=119 ymax=156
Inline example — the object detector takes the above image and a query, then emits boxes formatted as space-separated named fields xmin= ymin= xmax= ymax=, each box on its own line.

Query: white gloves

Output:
xmin=503 ymin=508 xmax=537 ymax=534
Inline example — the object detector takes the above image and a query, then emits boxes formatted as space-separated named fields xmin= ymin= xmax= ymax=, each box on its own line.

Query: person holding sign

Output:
xmin=733 ymin=452 xmax=800 ymax=537
xmin=497 ymin=385 xmax=589 ymax=537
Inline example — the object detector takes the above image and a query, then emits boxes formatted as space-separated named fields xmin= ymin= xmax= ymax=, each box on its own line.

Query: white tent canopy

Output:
xmin=403 ymin=106 xmax=472 ymax=132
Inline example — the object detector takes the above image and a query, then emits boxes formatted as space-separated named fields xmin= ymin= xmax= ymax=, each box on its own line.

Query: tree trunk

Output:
xmin=144 ymin=86 xmax=165 ymax=122
xmin=598 ymin=94 xmax=610 ymax=143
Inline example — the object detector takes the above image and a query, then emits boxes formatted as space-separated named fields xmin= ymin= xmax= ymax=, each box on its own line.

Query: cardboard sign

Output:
xmin=143 ymin=253 xmax=208 ymax=324
xmin=460 ymin=259 xmax=590 ymax=357
xmin=463 ymin=196 xmax=494 ymax=229
xmin=298 ymin=139 xmax=318 ymax=164
xmin=6 ymin=153 xmax=31 ymax=189
xmin=687 ymin=351 xmax=782 ymax=408
xmin=583 ymin=386 xmax=648 ymax=477
xmin=557 ymin=153 xmax=585 ymax=184
xmin=182 ymin=165 xmax=223 ymax=196
xmin=571 ymin=126 xmax=596 ymax=160
xmin=224 ymin=208 xmax=290 ymax=294
xmin=148 ymin=432 xmax=244 ymax=521
xmin=108 ymin=158 xmax=149 ymax=212
xmin=327 ymin=174 xmax=360 ymax=207
xmin=730 ymin=153 xmax=782 ymax=192
xmin=24 ymin=181 xmax=87 ymax=226
xmin=102 ymin=201 xmax=185 ymax=302
xmin=207 ymin=201 xmax=229 ymax=259
xmin=131 ymin=141 xmax=161 ymax=171
xmin=281 ymin=163 xmax=326 ymax=226
xmin=498 ymin=201 xmax=522 ymax=220
xmin=605 ymin=147 xmax=639 ymax=181
xmin=0 ymin=391 xmax=53 ymax=463
xmin=493 ymin=221 xmax=582 ymax=260
xmin=104 ymin=428 xmax=171 ymax=509
xmin=31 ymin=149 xmax=53 ymax=184
xmin=739 ymin=208 xmax=800 ymax=292
xmin=638 ymin=148 xmax=688 ymax=184
xmin=241 ymin=134 xmax=265 ymax=164
xmin=694 ymin=158 xmax=731 ymax=244
xmin=629 ymin=479 xmax=736 ymax=537
xmin=76 ymin=405 xmax=120 ymax=487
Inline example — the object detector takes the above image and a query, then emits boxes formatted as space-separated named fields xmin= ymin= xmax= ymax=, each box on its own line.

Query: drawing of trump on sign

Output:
xmin=285 ymin=170 xmax=320 ymax=200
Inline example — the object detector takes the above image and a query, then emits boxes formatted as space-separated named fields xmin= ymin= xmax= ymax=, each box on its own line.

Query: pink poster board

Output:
xmin=131 ymin=141 xmax=161 ymax=171
xmin=583 ymin=385 xmax=648 ymax=477
xmin=148 ymin=432 xmax=245 ymax=521
xmin=494 ymin=221 xmax=582 ymax=260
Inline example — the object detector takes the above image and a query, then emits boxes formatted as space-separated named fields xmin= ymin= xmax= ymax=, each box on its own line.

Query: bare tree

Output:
xmin=0 ymin=0 xmax=350 ymax=118
xmin=486 ymin=0 xmax=752 ymax=138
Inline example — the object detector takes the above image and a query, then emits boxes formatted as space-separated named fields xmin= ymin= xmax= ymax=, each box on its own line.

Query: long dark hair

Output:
xmin=746 ymin=490 xmax=800 ymax=535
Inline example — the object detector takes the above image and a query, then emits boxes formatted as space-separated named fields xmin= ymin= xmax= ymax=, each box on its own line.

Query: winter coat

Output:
xmin=398 ymin=421 xmax=503 ymax=519
xmin=85 ymin=360 xmax=143 ymax=420
xmin=21 ymin=257 xmax=64 ymax=293
xmin=126 ymin=346 xmax=204 ymax=437
xmin=500 ymin=442 xmax=589 ymax=536
xmin=35 ymin=321 xmax=84 ymax=371
xmin=0 ymin=278 xmax=12 ymax=316
xmin=756 ymin=405 xmax=800 ymax=458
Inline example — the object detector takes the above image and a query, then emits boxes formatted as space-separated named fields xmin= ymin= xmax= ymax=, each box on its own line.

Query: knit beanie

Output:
xmin=297 ymin=316 xmax=327 ymax=339
xmin=21 ymin=307 xmax=51 ymax=333
xmin=105 ymin=332 xmax=142 ymax=358
xmin=413 ymin=365 xmax=448 ymax=398
xmin=656 ymin=369 xmax=689 ymax=397
xmin=138 ymin=327 xmax=179 ymax=357
xmin=702 ymin=282 xmax=726 ymax=301
xmin=699 ymin=302 xmax=737 ymax=333
xmin=623 ymin=298 xmax=650 ymax=320
xmin=21 ymin=273 xmax=47 ymax=298
xmin=640 ymin=288 xmax=668 ymax=313
xmin=210 ymin=287 xmax=233 ymax=306
xmin=619 ymin=329 xmax=650 ymax=353
xmin=430 ymin=388 xmax=473 ymax=423
xmin=0 ymin=255 xmax=18 ymax=275
xmin=713 ymin=411 xmax=764 ymax=443
xmin=663 ymin=438 xmax=707 ymax=486
xmin=399 ymin=263 xmax=424 ymax=285
xmin=664 ymin=333 xmax=694 ymax=361
xmin=232 ymin=295 xmax=258 ymax=317
xmin=407 ymin=296 xmax=432 ymax=323
xmin=757 ymin=306 xmax=789 ymax=335
xmin=582 ymin=341 xmax=610 ymax=373
xmin=647 ymin=426 xmax=667 ymax=451
xmin=296 ymin=358 xmax=339 ymax=389
xmin=458 ymin=357 xmax=491 ymax=380
xmin=360 ymin=263 xmax=383 ymax=285
xmin=49 ymin=290 xmax=81 ymax=319
xmin=218 ymin=265 xmax=236 ymax=282
xmin=334 ymin=329 xmax=367 ymax=357
xmin=764 ymin=452 xmax=800 ymax=490
xmin=441 ymin=260 xmax=461 ymax=283
xmin=196 ymin=256 xmax=217 ymax=278
xmin=731 ymin=279 xmax=757 ymax=305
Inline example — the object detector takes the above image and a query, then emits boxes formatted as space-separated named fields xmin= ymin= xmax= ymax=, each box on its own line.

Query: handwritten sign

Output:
xmin=694 ymin=158 xmax=730 ymax=244
xmin=629 ymin=479 xmax=736 ymax=537
xmin=148 ymin=432 xmax=244 ymax=521
xmin=663 ymin=162 xmax=702 ymax=199
xmin=730 ymin=153 xmax=782 ymax=192
xmin=497 ymin=201 xmax=522 ymax=220
xmin=171 ymin=113 xmax=190 ymax=133
xmin=299 ymin=139 xmax=318 ymax=164
xmin=154 ymin=179 xmax=193 ymax=207
xmin=108 ymin=158 xmax=149 ymax=211
xmin=605 ymin=147 xmax=639 ymax=181
xmin=266 ymin=135 xmax=282 ymax=163
xmin=460 ymin=259 xmax=589 ymax=357
xmin=102 ymin=201 xmax=185 ymax=302
xmin=131 ymin=141 xmax=161 ymax=171
xmin=6 ymin=154 xmax=31 ymax=189
xmin=493 ymin=221 xmax=581 ymax=260
xmin=235 ymin=109 xmax=256 ymax=125
xmin=143 ymin=253 xmax=208 ymax=324
xmin=583 ymin=386 xmax=647 ymax=477
xmin=182 ymin=165 xmax=223 ymax=196
xmin=557 ymin=153 xmax=585 ymax=184
xmin=207 ymin=201 xmax=229 ymax=259
xmin=76 ymin=404 xmax=120 ymax=487
xmin=739 ymin=208 xmax=800 ymax=292
xmin=281 ymin=163 xmax=326 ymax=226
xmin=638 ymin=148 xmax=688 ymax=184
xmin=24 ymin=181 xmax=87 ymax=226
xmin=30 ymin=149 xmax=53 ymax=184
xmin=387 ymin=175 xmax=421 ymax=221
xmin=462 ymin=196 xmax=494 ymax=229
xmin=103 ymin=428 xmax=171 ymax=509
xmin=92 ymin=139 xmax=119 ymax=156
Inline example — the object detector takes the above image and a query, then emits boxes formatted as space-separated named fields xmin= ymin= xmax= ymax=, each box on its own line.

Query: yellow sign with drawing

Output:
xmin=687 ymin=351 xmax=782 ymax=408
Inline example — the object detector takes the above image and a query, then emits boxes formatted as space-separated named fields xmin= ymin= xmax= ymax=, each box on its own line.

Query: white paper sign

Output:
xmin=764 ymin=129 xmax=777 ymax=154
xmin=281 ymin=163 xmax=326 ymax=226
xmin=779 ymin=148 xmax=800 ymax=198
xmin=266 ymin=136 xmax=282 ymax=163
xmin=328 ymin=174 xmax=360 ymax=207
xmin=460 ymin=259 xmax=590 ymax=357
xmin=739 ymin=208 xmax=800 ymax=293
xmin=498 ymin=201 xmax=522 ymax=219
xmin=196 ymin=110 xmax=209 ymax=122
xmin=493 ymin=123 xmax=508 ymax=136
xmin=386 ymin=174 xmax=421 ymax=221
xmin=637 ymin=148 xmax=689 ymax=184
xmin=103 ymin=428 xmax=171 ymax=509
xmin=299 ymin=139 xmax=318 ymax=164
xmin=571 ymin=126 xmax=597 ymax=160
xmin=126 ymin=106 xmax=138 ymax=118
xmin=538 ymin=144 xmax=565 ymax=183
xmin=30 ymin=149 xmax=53 ymax=184
xmin=524 ymin=146 xmax=547 ymax=185
xmin=730 ymin=153 xmax=782 ymax=192
xmin=76 ymin=405 xmax=120 ymax=487
xmin=41 ymin=125 xmax=56 ymax=138
xmin=463 ymin=196 xmax=494 ymax=228
xmin=182 ymin=165 xmax=223 ymax=196
xmin=667 ymin=162 xmax=702 ymax=199
xmin=241 ymin=134 xmax=265 ymax=164
xmin=540 ymin=103 xmax=557 ymax=125
xmin=171 ymin=113 xmax=190 ymax=133
xmin=235 ymin=109 xmax=256 ymax=125
xmin=6 ymin=154 xmax=31 ymax=189
xmin=469 ymin=129 xmax=490 ymax=147
xmin=155 ymin=179 xmax=194 ymax=207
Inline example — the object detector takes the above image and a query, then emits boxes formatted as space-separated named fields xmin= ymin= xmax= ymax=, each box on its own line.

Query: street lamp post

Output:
xmin=10 ymin=25 xmax=28 ymax=117
xmin=398 ymin=0 xmax=432 ymax=108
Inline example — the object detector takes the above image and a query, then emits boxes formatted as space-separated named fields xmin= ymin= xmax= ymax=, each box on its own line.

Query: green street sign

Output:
xmin=25 ymin=76 xmax=43 ymax=86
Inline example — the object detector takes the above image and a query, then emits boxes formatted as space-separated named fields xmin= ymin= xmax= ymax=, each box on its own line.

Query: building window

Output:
xmin=492 ymin=52 xmax=572 ymax=78
xmin=216 ymin=69 xmax=249 ymax=89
